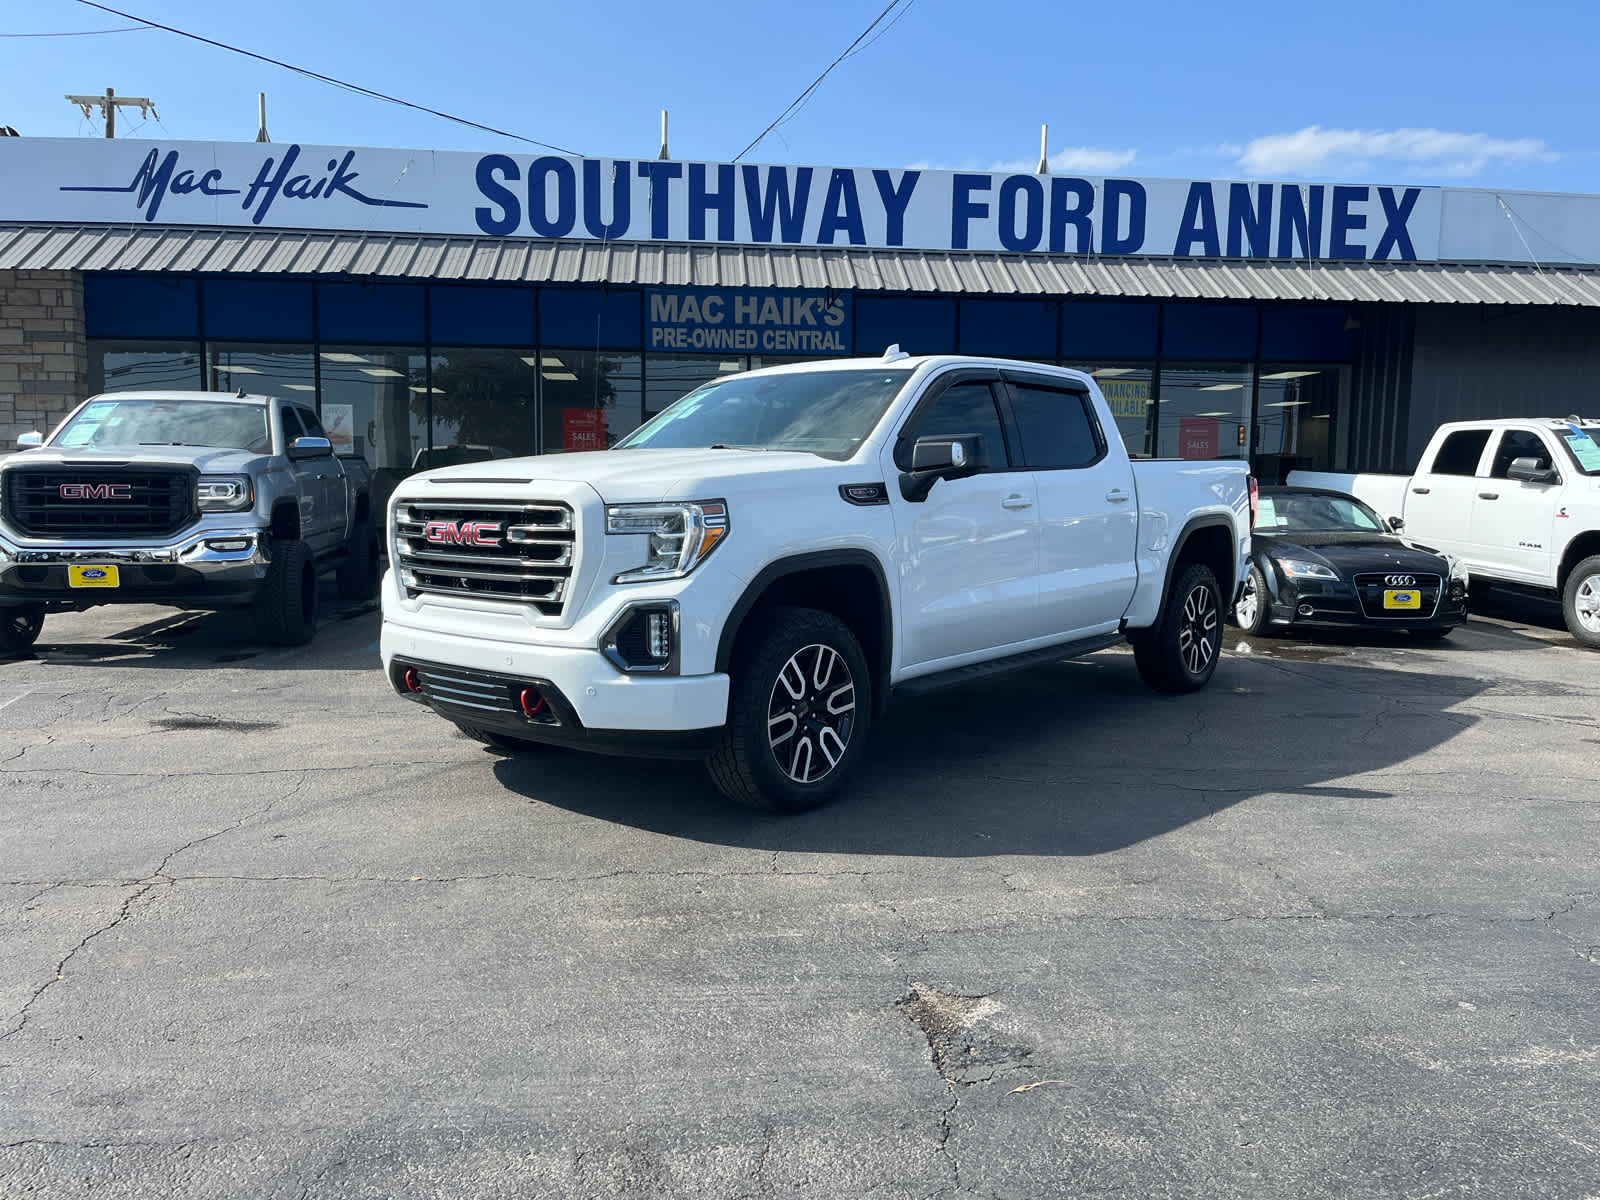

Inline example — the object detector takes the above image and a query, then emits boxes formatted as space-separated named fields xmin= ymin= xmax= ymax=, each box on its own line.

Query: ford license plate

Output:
xmin=1383 ymin=588 xmax=1420 ymax=610
xmin=67 ymin=565 xmax=119 ymax=589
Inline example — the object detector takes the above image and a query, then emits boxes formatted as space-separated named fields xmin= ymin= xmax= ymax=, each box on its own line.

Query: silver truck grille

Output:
xmin=393 ymin=501 xmax=575 ymax=615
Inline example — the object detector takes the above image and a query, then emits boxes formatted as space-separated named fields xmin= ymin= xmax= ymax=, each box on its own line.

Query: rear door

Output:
xmin=1468 ymin=428 xmax=1560 ymax=582
xmin=1404 ymin=427 xmax=1492 ymax=559
xmin=297 ymin=407 xmax=350 ymax=547
xmin=1001 ymin=371 xmax=1139 ymax=639
xmin=279 ymin=405 xmax=337 ymax=553
xmin=886 ymin=371 xmax=1040 ymax=670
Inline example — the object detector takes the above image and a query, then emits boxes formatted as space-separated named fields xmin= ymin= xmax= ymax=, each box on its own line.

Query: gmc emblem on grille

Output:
xmin=422 ymin=520 xmax=502 ymax=547
xmin=59 ymin=483 xmax=133 ymax=500
xmin=1385 ymin=574 xmax=1417 ymax=587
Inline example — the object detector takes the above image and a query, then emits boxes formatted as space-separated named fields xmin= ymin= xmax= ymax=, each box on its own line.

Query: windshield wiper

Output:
xmin=707 ymin=444 xmax=766 ymax=451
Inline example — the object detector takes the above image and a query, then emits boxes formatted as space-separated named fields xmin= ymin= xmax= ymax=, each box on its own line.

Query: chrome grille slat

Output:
xmin=394 ymin=500 xmax=575 ymax=614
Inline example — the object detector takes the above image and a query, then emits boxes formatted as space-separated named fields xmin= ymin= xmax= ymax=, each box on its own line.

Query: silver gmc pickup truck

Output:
xmin=0 ymin=390 xmax=378 ymax=651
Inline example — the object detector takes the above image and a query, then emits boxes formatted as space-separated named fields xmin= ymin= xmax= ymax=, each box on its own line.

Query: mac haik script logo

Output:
xmin=59 ymin=482 xmax=132 ymax=500
xmin=422 ymin=520 xmax=502 ymax=548
xmin=61 ymin=145 xmax=429 ymax=225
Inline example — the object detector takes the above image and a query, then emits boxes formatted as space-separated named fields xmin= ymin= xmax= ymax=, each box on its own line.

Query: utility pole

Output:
xmin=64 ymin=89 xmax=157 ymax=138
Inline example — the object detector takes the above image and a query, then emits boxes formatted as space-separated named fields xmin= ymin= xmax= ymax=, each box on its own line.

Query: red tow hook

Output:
xmin=402 ymin=668 xmax=422 ymax=693
xmin=519 ymin=688 xmax=547 ymax=718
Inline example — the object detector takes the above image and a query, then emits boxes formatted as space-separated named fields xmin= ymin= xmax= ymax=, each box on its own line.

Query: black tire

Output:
xmin=1561 ymin=554 xmax=1600 ymax=650
xmin=255 ymin=538 xmax=318 ymax=646
xmin=1231 ymin=564 xmax=1274 ymax=636
xmin=706 ymin=606 xmax=872 ymax=813
xmin=1133 ymin=562 xmax=1224 ymax=694
xmin=0 ymin=604 xmax=45 ymax=653
xmin=336 ymin=515 xmax=380 ymax=603
xmin=1409 ymin=627 xmax=1454 ymax=642
xmin=454 ymin=723 xmax=544 ymax=753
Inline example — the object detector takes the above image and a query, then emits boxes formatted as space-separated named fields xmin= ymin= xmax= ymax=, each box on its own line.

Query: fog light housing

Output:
xmin=602 ymin=601 xmax=679 ymax=674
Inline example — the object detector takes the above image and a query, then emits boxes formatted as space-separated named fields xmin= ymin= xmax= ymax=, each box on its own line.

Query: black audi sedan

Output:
xmin=1233 ymin=486 xmax=1469 ymax=639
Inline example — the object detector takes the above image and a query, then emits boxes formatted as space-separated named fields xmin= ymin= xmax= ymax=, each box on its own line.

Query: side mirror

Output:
xmin=15 ymin=431 xmax=42 ymax=449
xmin=1387 ymin=515 xmax=1405 ymax=532
xmin=288 ymin=435 xmax=333 ymax=460
xmin=899 ymin=434 xmax=986 ymax=502
xmin=1506 ymin=456 xmax=1559 ymax=485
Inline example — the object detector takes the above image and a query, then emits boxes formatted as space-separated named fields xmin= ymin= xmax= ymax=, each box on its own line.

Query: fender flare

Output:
xmin=1152 ymin=516 xmax=1241 ymax=617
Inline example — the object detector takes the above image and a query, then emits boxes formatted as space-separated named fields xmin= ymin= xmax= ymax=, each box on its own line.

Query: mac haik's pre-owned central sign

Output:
xmin=5 ymin=137 xmax=1597 ymax=265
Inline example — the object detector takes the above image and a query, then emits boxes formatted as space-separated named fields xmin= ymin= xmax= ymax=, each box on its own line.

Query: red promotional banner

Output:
xmin=1177 ymin=417 xmax=1218 ymax=460
xmin=562 ymin=407 xmax=606 ymax=452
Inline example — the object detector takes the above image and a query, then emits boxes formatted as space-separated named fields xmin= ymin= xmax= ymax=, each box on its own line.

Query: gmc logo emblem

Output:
xmin=59 ymin=483 xmax=132 ymax=500
xmin=422 ymin=520 xmax=502 ymax=548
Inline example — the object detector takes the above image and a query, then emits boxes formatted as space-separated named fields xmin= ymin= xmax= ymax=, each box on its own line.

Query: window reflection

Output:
xmin=208 ymin=344 xmax=316 ymax=405
xmin=540 ymin=350 xmax=642 ymax=452
xmin=644 ymin=354 xmax=745 ymax=417
xmin=1156 ymin=364 xmax=1251 ymax=460
xmin=88 ymin=340 xmax=204 ymax=394
xmin=1254 ymin=365 xmax=1346 ymax=482
xmin=318 ymin=348 xmax=426 ymax=469
xmin=428 ymin=349 xmax=537 ymax=460
xmin=1077 ymin=364 xmax=1154 ymax=457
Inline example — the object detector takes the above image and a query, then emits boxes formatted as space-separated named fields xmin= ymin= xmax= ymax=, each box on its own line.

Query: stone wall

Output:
xmin=0 ymin=269 xmax=88 ymax=449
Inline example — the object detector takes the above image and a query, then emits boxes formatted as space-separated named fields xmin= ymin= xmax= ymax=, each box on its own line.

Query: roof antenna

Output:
xmin=236 ymin=386 xmax=247 ymax=398
xmin=882 ymin=344 xmax=909 ymax=362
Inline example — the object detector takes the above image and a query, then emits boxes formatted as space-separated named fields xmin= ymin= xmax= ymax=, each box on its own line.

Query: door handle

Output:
xmin=1001 ymin=495 xmax=1033 ymax=510
xmin=1478 ymin=492 xmax=1499 ymax=500
xmin=1105 ymin=489 xmax=1131 ymax=503
xmin=1412 ymin=487 xmax=1431 ymax=495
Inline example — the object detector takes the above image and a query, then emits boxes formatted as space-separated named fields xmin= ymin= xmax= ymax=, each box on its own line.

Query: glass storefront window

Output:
xmin=427 ymin=349 xmax=538 ymax=460
xmin=1079 ymin=364 xmax=1154 ymax=457
xmin=1156 ymin=364 xmax=1252 ymax=460
xmin=207 ymin=343 xmax=317 ymax=404
xmin=88 ymin=340 xmax=204 ymax=395
xmin=644 ymin=354 xmax=746 ymax=417
xmin=318 ymin=347 xmax=427 ymax=469
xmin=540 ymin=350 xmax=642 ymax=452
xmin=1254 ymin=365 xmax=1348 ymax=483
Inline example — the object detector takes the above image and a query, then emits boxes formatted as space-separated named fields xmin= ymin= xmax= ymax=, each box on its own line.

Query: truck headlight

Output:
xmin=1279 ymin=558 xmax=1338 ymax=580
xmin=605 ymin=501 xmax=728 ymax=584
xmin=197 ymin=475 xmax=254 ymax=512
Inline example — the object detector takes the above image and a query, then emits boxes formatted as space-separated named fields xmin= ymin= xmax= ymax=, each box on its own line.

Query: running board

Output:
xmin=892 ymin=633 xmax=1125 ymax=698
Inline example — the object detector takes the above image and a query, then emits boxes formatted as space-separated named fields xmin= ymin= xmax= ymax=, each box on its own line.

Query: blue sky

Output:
xmin=5 ymin=0 xmax=1598 ymax=193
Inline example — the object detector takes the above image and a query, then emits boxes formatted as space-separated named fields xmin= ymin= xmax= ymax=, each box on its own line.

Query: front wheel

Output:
xmin=255 ymin=538 xmax=318 ymax=646
xmin=1232 ymin=564 xmax=1274 ymax=636
xmin=1562 ymin=555 xmax=1600 ymax=650
xmin=0 ymin=604 xmax=45 ymax=654
xmin=1133 ymin=562 xmax=1224 ymax=694
xmin=707 ymin=606 xmax=872 ymax=813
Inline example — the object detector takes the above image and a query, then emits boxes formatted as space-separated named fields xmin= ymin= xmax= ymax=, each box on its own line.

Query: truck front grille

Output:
xmin=2 ymin=467 xmax=196 ymax=539
xmin=393 ymin=501 xmax=575 ymax=615
xmin=1352 ymin=572 xmax=1443 ymax=619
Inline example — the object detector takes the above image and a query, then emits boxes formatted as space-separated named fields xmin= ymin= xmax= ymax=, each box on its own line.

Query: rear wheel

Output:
xmin=336 ymin=515 xmax=380 ymax=603
xmin=255 ymin=538 xmax=318 ymax=646
xmin=0 ymin=604 xmax=44 ymax=653
xmin=1561 ymin=555 xmax=1600 ymax=650
xmin=707 ymin=606 xmax=871 ymax=813
xmin=1133 ymin=562 xmax=1224 ymax=694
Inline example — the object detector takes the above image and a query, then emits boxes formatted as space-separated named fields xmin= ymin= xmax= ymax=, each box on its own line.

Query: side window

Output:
xmin=1489 ymin=430 xmax=1553 ymax=478
xmin=279 ymin=406 xmax=305 ymax=443
xmin=298 ymin=408 xmax=327 ymax=439
xmin=1429 ymin=429 xmax=1490 ymax=476
xmin=1007 ymin=383 xmax=1104 ymax=469
xmin=898 ymin=380 xmax=1011 ymax=471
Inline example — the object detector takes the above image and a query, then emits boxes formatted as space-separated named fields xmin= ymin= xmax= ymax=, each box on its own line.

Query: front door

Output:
xmin=1468 ymin=429 xmax=1559 ymax=582
xmin=887 ymin=375 xmax=1039 ymax=670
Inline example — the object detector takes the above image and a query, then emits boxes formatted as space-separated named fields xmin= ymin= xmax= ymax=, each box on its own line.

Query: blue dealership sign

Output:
xmin=646 ymin=288 xmax=850 ymax=356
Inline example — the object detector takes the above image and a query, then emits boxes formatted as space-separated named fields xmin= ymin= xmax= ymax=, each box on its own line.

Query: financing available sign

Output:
xmin=5 ymin=137 xmax=1599 ymax=265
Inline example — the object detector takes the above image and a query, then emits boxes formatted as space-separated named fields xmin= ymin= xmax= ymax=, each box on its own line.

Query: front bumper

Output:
xmin=380 ymin=619 xmax=729 ymax=751
xmin=1267 ymin=580 xmax=1469 ymax=631
xmin=0 ymin=526 xmax=271 ymax=608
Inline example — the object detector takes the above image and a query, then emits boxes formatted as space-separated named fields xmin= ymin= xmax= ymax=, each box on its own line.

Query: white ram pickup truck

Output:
xmin=381 ymin=352 xmax=1253 ymax=811
xmin=1291 ymin=416 xmax=1600 ymax=648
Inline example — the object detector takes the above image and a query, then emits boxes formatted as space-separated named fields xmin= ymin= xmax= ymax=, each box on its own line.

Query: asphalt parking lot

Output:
xmin=1 ymin=589 xmax=1596 ymax=1199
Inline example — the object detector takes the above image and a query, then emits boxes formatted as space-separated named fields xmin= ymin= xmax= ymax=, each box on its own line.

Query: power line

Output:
xmin=73 ymin=0 xmax=582 ymax=155
xmin=0 ymin=25 xmax=150 ymax=37
xmin=732 ymin=0 xmax=916 ymax=162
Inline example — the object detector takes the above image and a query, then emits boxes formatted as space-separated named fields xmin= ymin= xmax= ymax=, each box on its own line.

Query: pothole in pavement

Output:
xmin=898 ymin=983 xmax=1034 ymax=1086
xmin=151 ymin=715 xmax=281 ymax=733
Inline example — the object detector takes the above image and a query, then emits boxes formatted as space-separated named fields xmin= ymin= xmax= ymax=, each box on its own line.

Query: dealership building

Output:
xmin=3 ymin=135 xmax=1600 ymax=506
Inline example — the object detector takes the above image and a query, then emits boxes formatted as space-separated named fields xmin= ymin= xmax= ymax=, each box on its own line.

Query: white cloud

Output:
xmin=1236 ymin=125 xmax=1556 ymax=178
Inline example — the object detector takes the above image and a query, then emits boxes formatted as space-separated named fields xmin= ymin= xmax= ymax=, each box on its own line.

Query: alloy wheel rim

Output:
xmin=767 ymin=643 xmax=857 ymax=784
xmin=1179 ymin=584 xmax=1219 ymax=675
xmin=1235 ymin=574 xmax=1259 ymax=628
xmin=1577 ymin=574 xmax=1600 ymax=634
xmin=9 ymin=610 xmax=40 ymax=639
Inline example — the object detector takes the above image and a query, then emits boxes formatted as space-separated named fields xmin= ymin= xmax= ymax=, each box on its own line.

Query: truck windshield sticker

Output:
xmin=1562 ymin=430 xmax=1600 ymax=472
xmin=1255 ymin=497 xmax=1280 ymax=528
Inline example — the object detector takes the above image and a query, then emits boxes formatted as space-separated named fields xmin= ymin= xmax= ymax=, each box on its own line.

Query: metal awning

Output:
xmin=4 ymin=222 xmax=1599 ymax=306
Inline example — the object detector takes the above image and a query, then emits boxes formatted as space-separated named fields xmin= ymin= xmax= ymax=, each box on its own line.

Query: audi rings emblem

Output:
xmin=1385 ymin=574 xmax=1417 ymax=587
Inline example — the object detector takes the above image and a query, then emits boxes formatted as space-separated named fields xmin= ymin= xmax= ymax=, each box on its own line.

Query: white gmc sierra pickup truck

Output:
xmin=381 ymin=352 xmax=1254 ymax=811
xmin=1292 ymin=416 xmax=1600 ymax=648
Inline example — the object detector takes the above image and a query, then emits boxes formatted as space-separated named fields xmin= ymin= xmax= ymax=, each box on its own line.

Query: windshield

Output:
xmin=1256 ymin=492 xmax=1387 ymax=534
xmin=616 ymin=368 xmax=913 ymax=458
xmin=53 ymin=398 xmax=272 ymax=453
xmin=1557 ymin=424 xmax=1600 ymax=475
